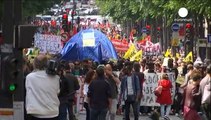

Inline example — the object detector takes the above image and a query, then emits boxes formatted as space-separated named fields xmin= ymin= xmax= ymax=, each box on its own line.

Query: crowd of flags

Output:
xmin=31 ymin=18 xmax=195 ymax=63
xmin=164 ymin=48 xmax=193 ymax=62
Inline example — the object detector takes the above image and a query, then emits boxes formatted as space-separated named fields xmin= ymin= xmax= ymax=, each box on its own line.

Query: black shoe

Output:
xmin=163 ymin=115 xmax=170 ymax=120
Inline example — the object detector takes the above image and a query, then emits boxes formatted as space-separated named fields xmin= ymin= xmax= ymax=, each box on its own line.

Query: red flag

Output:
xmin=73 ymin=25 xmax=77 ymax=35
xmin=129 ymin=31 xmax=133 ymax=41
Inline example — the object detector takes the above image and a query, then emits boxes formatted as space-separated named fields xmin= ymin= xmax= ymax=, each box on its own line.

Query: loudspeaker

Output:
xmin=15 ymin=25 xmax=38 ymax=48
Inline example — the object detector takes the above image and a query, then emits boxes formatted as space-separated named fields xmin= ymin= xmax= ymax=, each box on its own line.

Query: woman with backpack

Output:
xmin=156 ymin=73 xmax=173 ymax=119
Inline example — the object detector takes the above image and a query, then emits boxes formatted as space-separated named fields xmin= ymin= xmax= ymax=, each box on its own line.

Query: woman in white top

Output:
xmin=83 ymin=70 xmax=96 ymax=120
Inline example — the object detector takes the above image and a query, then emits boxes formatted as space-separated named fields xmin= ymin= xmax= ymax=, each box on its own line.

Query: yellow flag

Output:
xmin=123 ymin=44 xmax=137 ymax=59
xmin=184 ymin=52 xmax=193 ymax=62
xmin=130 ymin=50 xmax=142 ymax=61
xmin=176 ymin=53 xmax=180 ymax=59
xmin=164 ymin=49 xmax=172 ymax=57
xmin=32 ymin=48 xmax=40 ymax=56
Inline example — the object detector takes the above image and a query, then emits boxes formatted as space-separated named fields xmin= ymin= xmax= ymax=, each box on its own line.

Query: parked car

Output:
xmin=42 ymin=15 xmax=52 ymax=23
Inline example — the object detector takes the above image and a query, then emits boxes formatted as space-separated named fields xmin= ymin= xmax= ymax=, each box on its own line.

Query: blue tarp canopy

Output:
xmin=60 ymin=29 xmax=118 ymax=62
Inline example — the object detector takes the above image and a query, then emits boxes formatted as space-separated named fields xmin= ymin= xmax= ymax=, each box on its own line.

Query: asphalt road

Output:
xmin=76 ymin=112 xmax=183 ymax=120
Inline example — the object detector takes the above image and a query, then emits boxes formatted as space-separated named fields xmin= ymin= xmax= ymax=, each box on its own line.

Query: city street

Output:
xmin=0 ymin=0 xmax=211 ymax=120
xmin=76 ymin=112 xmax=183 ymax=120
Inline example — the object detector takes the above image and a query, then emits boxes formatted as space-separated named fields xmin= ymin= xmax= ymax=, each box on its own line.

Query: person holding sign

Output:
xmin=156 ymin=73 xmax=173 ymax=119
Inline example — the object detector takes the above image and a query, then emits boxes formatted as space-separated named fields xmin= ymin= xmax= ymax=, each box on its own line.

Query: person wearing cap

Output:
xmin=88 ymin=65 xmax=112 ymax=120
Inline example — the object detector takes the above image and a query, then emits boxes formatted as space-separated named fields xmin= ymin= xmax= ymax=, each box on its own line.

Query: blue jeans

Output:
xmin=58 ymin=102 xmax=74 ymax=120
xmin=90 ymin=108 xmax=108 ymax=120
xmin=160 ymin=104 xmax=171 ymax=117
xmin=58 ymin=103 xmax=68 ymax=120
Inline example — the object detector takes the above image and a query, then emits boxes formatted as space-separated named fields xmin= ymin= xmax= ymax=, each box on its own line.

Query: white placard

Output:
xmin=82 ymin=32 xmax=95 ymax=47
xmin=162 ymin=57 xmax=169 ymax=67
xmin=34 ymin=33 xmax=62 ymax=54
xmin=140 ymin=73 xmax=175 ymax=106
xmin=13 ymin=101 xmax=24 ymax=120
xmin=0 ymin=44 xmax=13 ymax=53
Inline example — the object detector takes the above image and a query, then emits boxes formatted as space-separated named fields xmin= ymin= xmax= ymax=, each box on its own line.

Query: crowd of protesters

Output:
xmin=23 ymin=53 xmax=211 ymax=120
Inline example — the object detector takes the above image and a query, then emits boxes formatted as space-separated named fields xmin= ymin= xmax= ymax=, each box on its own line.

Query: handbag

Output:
xmin=154 ymin=86 xmax=163 ymax=96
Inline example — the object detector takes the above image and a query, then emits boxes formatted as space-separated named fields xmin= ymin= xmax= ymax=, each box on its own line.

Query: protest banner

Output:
xmin=111 ymin=39 xmax=129 ymax=52
xmin=140 ymin=72 xmax=176 ymax=106
xmin=34 ymin=33 xmax=62 ymax=54
xmin=136 ymin=42 xmax=161 ymax=56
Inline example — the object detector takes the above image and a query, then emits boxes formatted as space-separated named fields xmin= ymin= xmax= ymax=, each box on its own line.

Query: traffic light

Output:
xmin=62 ymin=14 xmax=68 ymax=32
xmin=51 ymin=20 xmax=56 ymax=27
xmin=146 ymin=25 xmax=151 ymax=35
xmin=76 ymin=16 xmax=80 ymax=24
xmin=157 ymin=27 xmax=161 ymax=38
xmin=68 ymin=21 xmax=72 ymax=31
xmin=185 ymin=23 xmax=192 ymax=40
xmin=2 ymin=55 xmax=19 ymax=93
xmin=71 ymin=10 xmax=76 ymax=18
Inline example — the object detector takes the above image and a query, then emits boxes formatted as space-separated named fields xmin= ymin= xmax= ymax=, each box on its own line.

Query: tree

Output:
xmin=96 ymin=0 xmax=211 ymax=25
xmin=0 ymin=0 xmax=62 ymax=23
xmin=96 ymin=0 xmax=211 ymax=53
xmin=22 ymin=0 xmax=61 ymax=17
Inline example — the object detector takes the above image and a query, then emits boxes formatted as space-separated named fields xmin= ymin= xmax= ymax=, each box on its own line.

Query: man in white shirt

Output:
xmin=25 ymin=55 xmax=60 ymax=120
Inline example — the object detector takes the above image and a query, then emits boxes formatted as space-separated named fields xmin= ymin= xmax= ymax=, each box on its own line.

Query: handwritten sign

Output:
xmin=140 ymin=73 xmax=175 ymax=106
xmin=82 ymin=32 xmax=95 ymax=47
xmin=34 ymin=33 xmax=62 ymax=54
xmin=136 ymin=42 xmax=161 ymax=56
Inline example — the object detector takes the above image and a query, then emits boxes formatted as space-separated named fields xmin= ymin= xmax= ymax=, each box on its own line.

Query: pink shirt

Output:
xmin=200 ymin=75 xmax=211 ymax=104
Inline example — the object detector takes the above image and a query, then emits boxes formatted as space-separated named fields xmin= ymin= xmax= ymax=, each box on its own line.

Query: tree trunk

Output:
xmin=162 ymin=15 xmax=167 ymax=51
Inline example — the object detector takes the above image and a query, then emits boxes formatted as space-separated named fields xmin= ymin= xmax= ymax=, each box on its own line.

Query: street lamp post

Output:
xmin=205 ymin=20 xmax=211 ymax=64
xmin=71 ymin=0 xmax=76 ymax=31
xmin=178 ymin=7 xmax=192 ymax=57
xmin=178 ymin=8 xmax=188 ymax=18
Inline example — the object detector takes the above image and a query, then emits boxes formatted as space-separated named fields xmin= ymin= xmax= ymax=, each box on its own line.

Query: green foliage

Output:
xmin=22 ymin=0 xmax=61 ymax=17
xmin=0 ymin=0 xmax=62 ymax=21
xmin=96 ymin=0 xmax=211 ymax=25
xmin=0 ymin=0 xmax=3 ymax=21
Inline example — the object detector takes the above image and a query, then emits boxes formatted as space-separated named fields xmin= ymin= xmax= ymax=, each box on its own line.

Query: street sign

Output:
xmin=142 ymin=27 xmax=147 ymax=33
xmin=208 ymin=34 xmax=211 ymax=43
xmin=171 ymin=38 xmax=179 ymax=46
xmin=198 ymin=39 xmax=211 ymax=48
xmin=171 ymin=23 xmax=180 ymax=32
xmin=171 ymin=32 xmax=179 ymax=46
xmin=174 ymin=18 xmax=193 ymax=22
